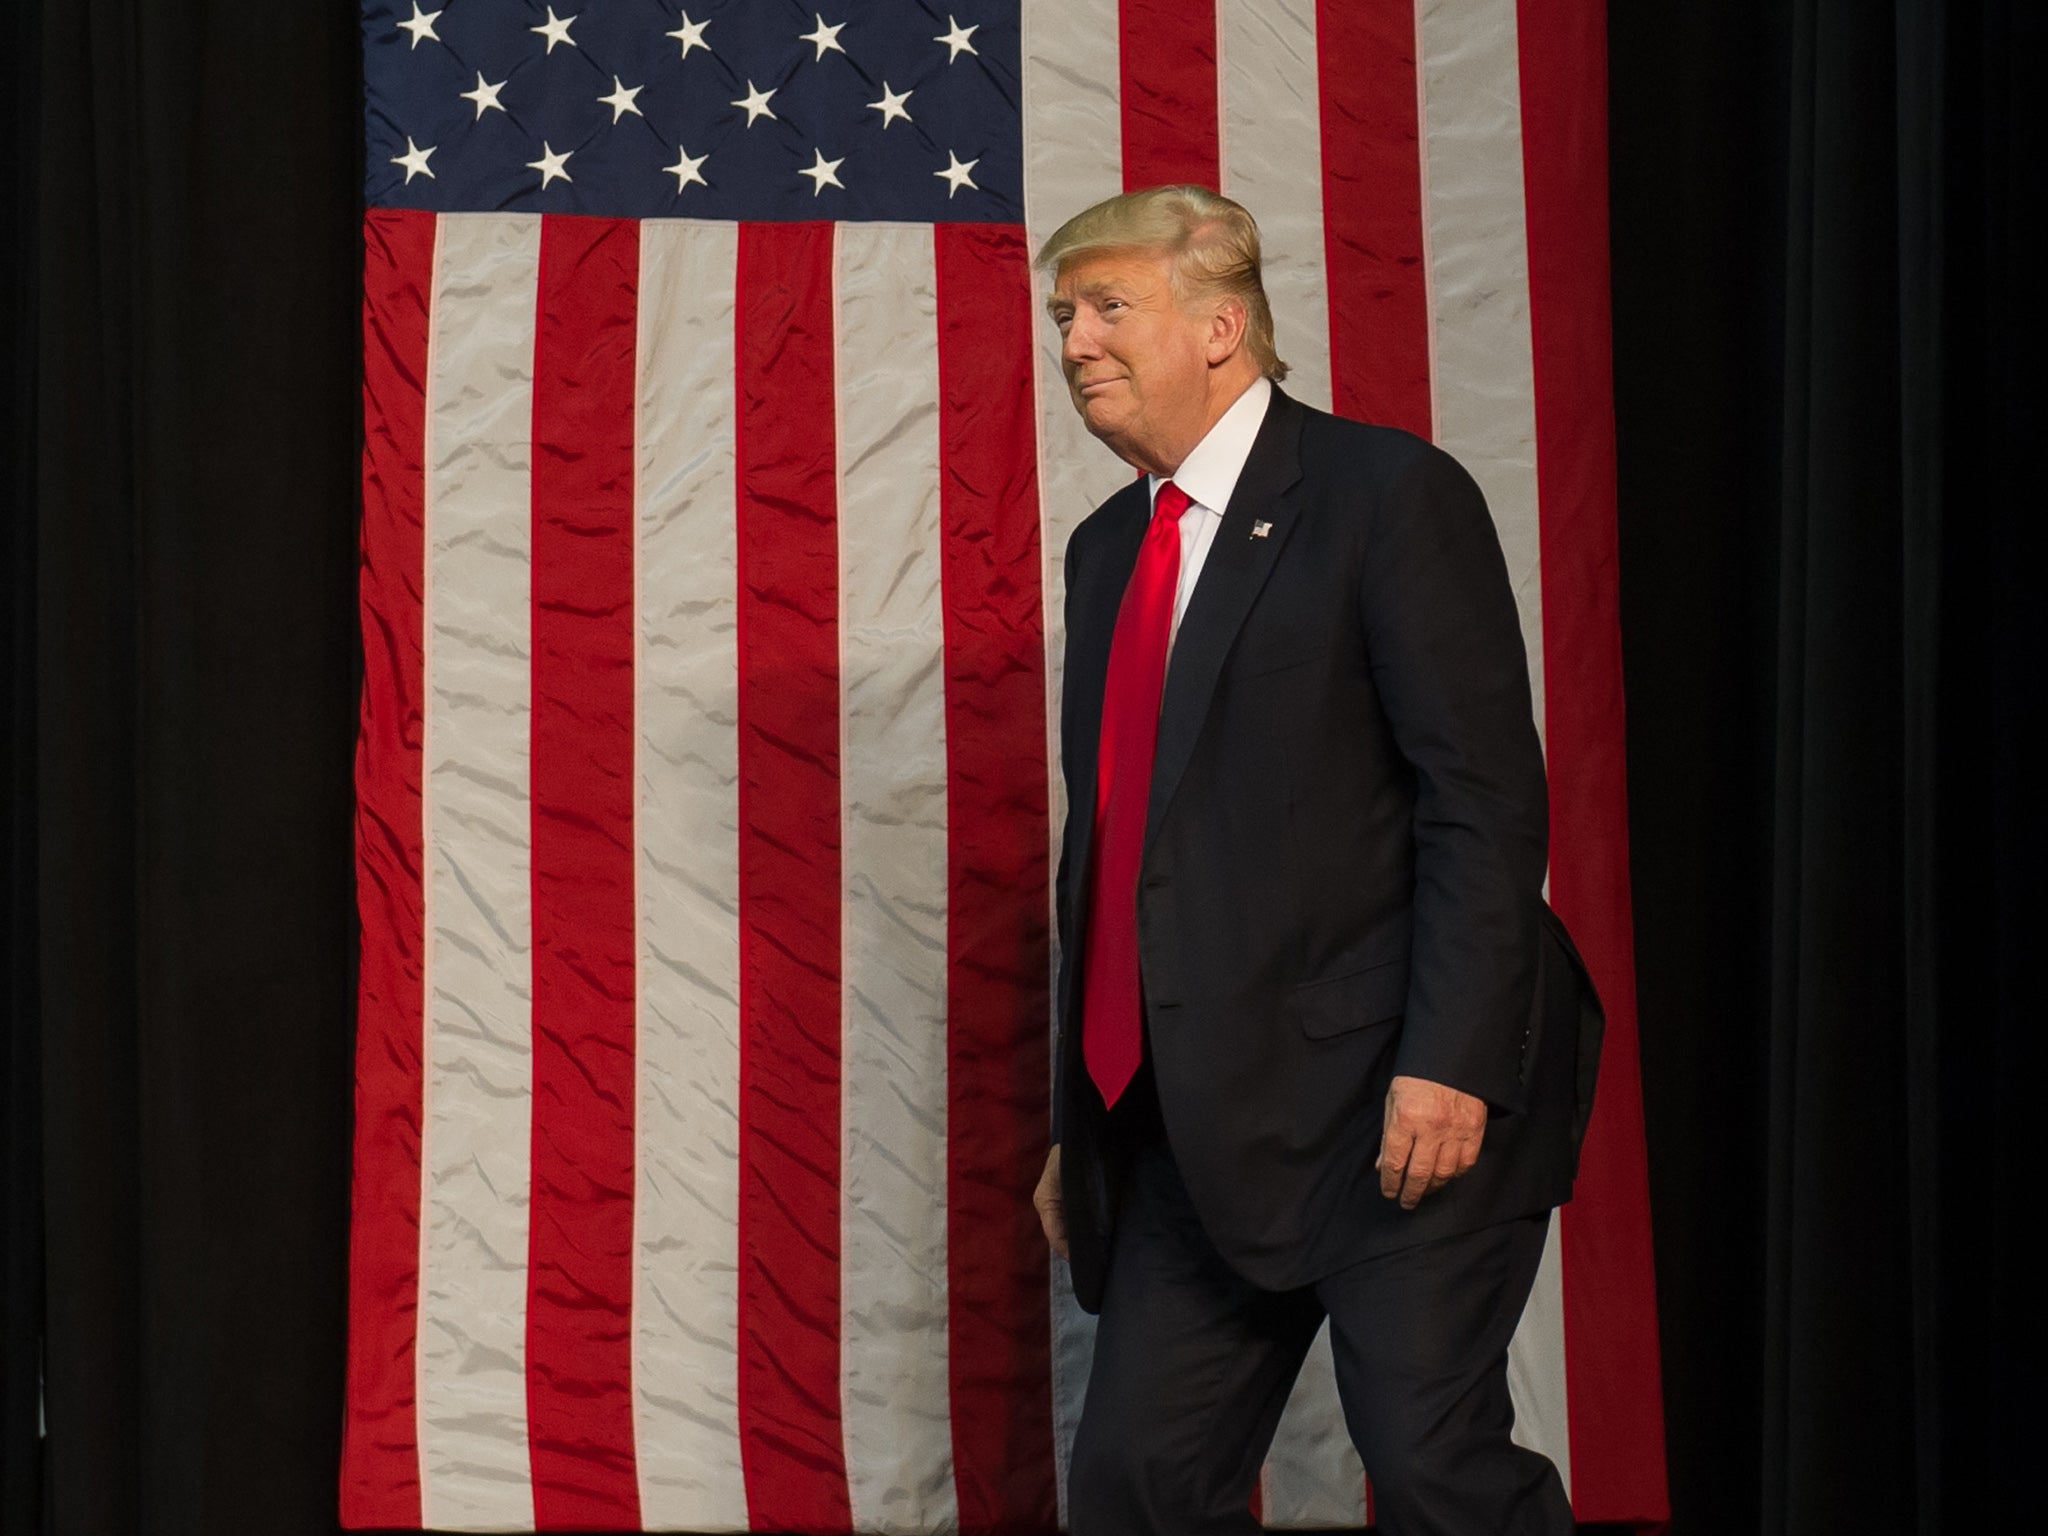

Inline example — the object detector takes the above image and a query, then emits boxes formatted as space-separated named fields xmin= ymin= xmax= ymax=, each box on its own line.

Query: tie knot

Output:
xmin=1154 ymin=480 xmax=1194 ymax=524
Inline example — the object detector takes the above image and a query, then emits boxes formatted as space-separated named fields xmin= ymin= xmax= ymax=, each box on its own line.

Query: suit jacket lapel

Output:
xmin=1144 ymin=389 xmax=1306 ymax=849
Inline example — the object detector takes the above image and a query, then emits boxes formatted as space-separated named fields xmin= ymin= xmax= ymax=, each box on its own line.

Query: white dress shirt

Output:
xmin=1150 ymin=375 xmax=1273 ymax=650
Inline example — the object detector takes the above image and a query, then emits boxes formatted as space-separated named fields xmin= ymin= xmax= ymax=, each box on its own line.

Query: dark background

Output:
xmin=5 ymin=1 xmax=2039 ymax=1533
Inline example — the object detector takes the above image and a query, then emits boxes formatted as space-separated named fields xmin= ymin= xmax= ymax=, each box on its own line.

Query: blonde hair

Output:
xmin=1034 ymin=184 xmax=1290 ymax=382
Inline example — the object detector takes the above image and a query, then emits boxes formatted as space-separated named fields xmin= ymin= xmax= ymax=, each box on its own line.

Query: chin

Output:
xmin=1079 ymin=398 xmax=1130 ymax=435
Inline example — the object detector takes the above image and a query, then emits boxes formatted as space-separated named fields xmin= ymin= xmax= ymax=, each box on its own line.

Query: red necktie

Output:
xmin=1083 ymin=480 xmax=1194 ymax=1108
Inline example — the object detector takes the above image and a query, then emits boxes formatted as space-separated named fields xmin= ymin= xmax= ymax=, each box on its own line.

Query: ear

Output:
xmin=1203 ymin=295 xmax=1250 ymax=366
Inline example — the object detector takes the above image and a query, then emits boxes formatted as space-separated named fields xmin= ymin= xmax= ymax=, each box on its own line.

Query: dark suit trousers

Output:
xmin=1067 ymin=1085 xmax=1573 ymax=1536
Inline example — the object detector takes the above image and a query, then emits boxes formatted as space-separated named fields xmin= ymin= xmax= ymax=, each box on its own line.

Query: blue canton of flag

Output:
xmin=364 ymin=0 xmax=1022 ymax=222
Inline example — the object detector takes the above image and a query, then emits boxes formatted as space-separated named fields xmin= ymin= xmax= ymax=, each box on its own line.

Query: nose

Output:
xmin=1061 ymin=309 xmax=1103 ymax=367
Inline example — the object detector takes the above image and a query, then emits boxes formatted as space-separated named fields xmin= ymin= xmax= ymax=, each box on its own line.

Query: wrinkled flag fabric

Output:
xmin=345 ymin=1 xmax=1667 ymax=1529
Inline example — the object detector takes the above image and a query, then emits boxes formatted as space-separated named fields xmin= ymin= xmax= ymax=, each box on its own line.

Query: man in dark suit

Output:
xmin=1031 ymin=186 xmax=1602 ymax=1535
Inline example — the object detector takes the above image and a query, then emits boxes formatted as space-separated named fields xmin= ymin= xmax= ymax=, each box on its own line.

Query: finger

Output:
xmin=1378 ymin=1123 xmax=1415 ymax=1200
xmin=1033 ymin=1187 xmax=1068 ymax=1258
xmin=1034 ymin=1156 xmax=1069 ymax=1259
xmin=1425 ymin=1136 xmax=1464 ymax=1194
xmin=1455 ymin=1123 xmax=1484 ymax=1177
xmin=1399 ymin=1135 xmax=1438 ymax=1209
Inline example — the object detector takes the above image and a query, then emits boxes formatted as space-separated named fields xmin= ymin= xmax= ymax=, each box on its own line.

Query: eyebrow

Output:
xmin=1045 ymin=275 xmax=1129 ymax=317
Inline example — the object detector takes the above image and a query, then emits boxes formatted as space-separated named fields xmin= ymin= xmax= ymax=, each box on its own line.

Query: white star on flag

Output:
xmin=800 ymin=16 xmax=846 ymax=60
xmin=730 ymin=81 xmax=777 ymax=127
xmin=460 ymin=73 xmax=506 ymax=119
xmin=664 ymin=145 xmax=709 ymax=193
xmin=934 ymin=150 xmax=979 ymax=198
xmin=397 ymin=3 xmax=440 ymax=49
xmin=935 ymin=15 xmax=979 ymax=62
xmin=531 ymin=8 xmax=577 ymax=53
xmin=599 ymin=77 xmax=644 ymax=122
xmin=799 ymin=149 xmax=845 ymax=195
xmin=390 ymin=137 xmax=435 ymax=182
xmin=526 ymin=142 xmax=573 ymax=187
xmin=867 ymin=82 xmax=913 ymax=128
xmin=666 ymin=10 xmax=711 ymax=59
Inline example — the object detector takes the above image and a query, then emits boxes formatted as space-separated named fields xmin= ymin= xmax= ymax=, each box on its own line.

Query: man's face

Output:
xmin=1049 ymin=249 xmax=1215 ymax=474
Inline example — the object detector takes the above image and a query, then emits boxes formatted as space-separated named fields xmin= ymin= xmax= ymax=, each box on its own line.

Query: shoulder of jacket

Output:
xmin=1293 ymin=401 xmax=1438 ymax=475
xmin=1289 ymin=409 xmax=1495 ymax=525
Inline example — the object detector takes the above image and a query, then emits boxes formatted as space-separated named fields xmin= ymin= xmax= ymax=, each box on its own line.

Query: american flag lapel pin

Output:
xmin=1251 ymin=519 xmax=1273 ymax=539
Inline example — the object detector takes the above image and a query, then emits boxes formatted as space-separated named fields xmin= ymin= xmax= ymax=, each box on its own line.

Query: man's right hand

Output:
xmin=1034 ymin=1146 xmax=1069 ymax=1260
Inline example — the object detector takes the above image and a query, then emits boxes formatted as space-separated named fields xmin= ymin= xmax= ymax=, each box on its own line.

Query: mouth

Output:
xmin=1075 ymin=376 xmax=1126 ymax=398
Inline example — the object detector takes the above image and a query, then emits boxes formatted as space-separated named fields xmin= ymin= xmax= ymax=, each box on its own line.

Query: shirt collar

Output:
xmin=1150 ymin=375 xmax=1274 ymax=516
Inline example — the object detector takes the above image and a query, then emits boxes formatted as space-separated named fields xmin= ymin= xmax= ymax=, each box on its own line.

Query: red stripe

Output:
xmin=1516 ymin=2 xmax=1671 ymax=1523
xmin=1119 ymin=0 xmax=1221 ymax=189
xmin=526 ymin=214 xmax=643 ymax=1530
xmin=341 ymin=206 xmax=433 ymax=1530
xmin=1318 ymin=0 xmax=1433 ymax=436
xmin=734 ymin=222 xmax=851 ymax=1533
xmin=934 ymin=224 xmax=1057 ymax=1531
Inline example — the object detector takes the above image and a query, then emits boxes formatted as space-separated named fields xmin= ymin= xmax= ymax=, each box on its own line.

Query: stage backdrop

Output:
xmin=345 ymin=1 xmax=1667 ymax=1529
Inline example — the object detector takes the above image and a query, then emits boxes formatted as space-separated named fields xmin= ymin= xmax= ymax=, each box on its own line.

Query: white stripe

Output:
xmin=1262 ymin=1323 xmax=1368 ymax=1526
xmin=1417 ymin=0 xmax=1570 ymax=1488
xmin=632 ymin=218 xmax=748 ymax=1533
xmin=1021 ymin=0 xmax=1139 ymax=693
xmin=1508 ymin=1214 xmax=1573 ymax=1497
xmin=1415 ymin=0 xmax=1443 ymax=440
xmin=1222 ymin=22 xmax=1351 ymax=1508
xmin=1218 ymin=0 xmax=1334 ymax=415
xmin=1022 ymin=1 xmax=1129 ymax=1521
xmin=418 ymin=211 xmax=538 ymax=1532
xmin=1417 ymin=0 xmax=1547 ymax=744
xmin=1253 ymin=6 xmax=1538 ymax=1507
xmin=833 ymin=223 xmax=959 ymax=1535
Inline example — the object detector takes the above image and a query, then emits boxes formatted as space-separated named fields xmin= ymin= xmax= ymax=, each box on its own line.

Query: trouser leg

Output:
xmin=1319 ymin=1213 xmax=1573 ymax=1536
xmin=1067 ymin=1135 xmax=1325 ymax=1536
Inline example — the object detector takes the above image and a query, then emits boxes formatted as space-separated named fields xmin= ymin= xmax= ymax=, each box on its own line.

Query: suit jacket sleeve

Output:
xmin=1050 ymin=533 xmax=1081 ymax=1147
xmin=1359 ymin=443 xmax=1549 ymax=1112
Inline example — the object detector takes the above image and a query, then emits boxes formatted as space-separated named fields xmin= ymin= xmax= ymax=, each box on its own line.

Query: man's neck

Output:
xmin=1148 ymin=365 xmax=1263 ymax=478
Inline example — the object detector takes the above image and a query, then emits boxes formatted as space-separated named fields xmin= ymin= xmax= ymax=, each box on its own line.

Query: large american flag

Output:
xmin=345 ymin=1 xmax=1667 ymax=1529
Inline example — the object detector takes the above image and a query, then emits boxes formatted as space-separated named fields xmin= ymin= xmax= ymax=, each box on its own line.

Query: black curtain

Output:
xmin=1614 ymin=1 xmax=2040 ymax=1533
xmin=8 ymin=2 xmax=364 ymax=1531
xmin=4 ymin=1 xmax=2039 ymax=1533
xmin=4 ymin=0 xmax=45 ymax=1527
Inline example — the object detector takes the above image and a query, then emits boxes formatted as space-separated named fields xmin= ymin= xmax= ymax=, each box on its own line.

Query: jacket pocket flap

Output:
xmin=1290 ymin=958 xmax=1408 ymax=1040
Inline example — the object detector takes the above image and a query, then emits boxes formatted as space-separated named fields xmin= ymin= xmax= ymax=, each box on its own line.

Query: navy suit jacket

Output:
xmin=1053 ymin=388 xmax=1603 ymax=1313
